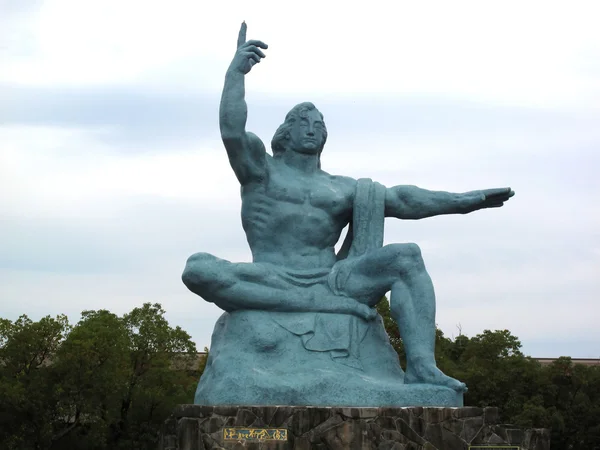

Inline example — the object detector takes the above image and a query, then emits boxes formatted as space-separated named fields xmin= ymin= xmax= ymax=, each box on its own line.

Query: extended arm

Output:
xmin=385 ymin=185 xmax=515 ymax=219
xmin=220 ymin=23 xmax=268 ymax=185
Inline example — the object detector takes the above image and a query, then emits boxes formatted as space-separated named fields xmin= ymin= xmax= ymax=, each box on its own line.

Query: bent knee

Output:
xmin=384 ymin=243 xmax=422 ymax=258
xmin=182 ymin=253 xmax=231 ymax=293
xmin=185 ymin=252 xmax=219 ymax=266
xmin=384 ymin=243 xmax=424 ymax=273
xmin=183 ymin=253 xmax=214 ymax=282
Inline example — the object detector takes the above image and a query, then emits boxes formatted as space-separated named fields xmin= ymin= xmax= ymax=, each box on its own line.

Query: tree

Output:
xmin=112 ymin=303 xmax=198 ymax=449
xmin=539 ymin=358 xmax=600 ymax=450
xmin=0 ymin=304 xmax=200 ymax=450
xmin=453 ymin=330 xmax=545 ymax=424
xmin=0 ymin=314 xmax=70 ymax=449
xmin=51 ymin=310 xmax=130 ymax=449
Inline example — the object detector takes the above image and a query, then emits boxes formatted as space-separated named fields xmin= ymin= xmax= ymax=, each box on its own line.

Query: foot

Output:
xmin=405 ymin=358 xmax=467 ymax=393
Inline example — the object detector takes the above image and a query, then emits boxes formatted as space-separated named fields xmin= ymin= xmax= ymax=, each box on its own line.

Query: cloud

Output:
xmin=2 ymin=1 xmax=599 ymax=107
xmin=3 ymin=82 xmax=600 ymax=156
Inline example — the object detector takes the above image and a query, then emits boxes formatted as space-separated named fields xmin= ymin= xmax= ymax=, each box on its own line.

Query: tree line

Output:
xmin=0 ymin=301 xmax=598 ymax=449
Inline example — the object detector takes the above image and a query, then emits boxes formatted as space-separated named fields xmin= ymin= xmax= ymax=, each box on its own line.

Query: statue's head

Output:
xmin=271 ymin=102 xmax=328 ymax=162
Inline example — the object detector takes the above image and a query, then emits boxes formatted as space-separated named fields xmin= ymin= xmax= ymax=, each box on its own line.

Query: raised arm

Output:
xmin=220 ymin=23 xmax=268 ymax=185
xmin=385 ymin=185 xmax=515 ymax=219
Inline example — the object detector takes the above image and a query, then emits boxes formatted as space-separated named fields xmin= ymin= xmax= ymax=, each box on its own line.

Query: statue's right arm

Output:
xmin=220 ymin=71 xmax=265 ymax=184
xmin=220 ymin=24 xmax=269 ymax=185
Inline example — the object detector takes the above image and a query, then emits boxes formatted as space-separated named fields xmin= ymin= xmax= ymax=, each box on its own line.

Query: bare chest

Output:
xmin=264 ymin=170 xmax=352 ymax=216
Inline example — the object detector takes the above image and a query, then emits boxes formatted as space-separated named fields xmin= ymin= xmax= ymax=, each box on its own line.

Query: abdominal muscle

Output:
xmin=242 ymin=196 xmax=346 ymax=270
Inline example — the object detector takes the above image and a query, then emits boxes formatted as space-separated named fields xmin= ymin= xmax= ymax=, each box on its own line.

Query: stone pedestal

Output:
xmin=196 ymin=311 xmax=463 ymax=407
xmin=159 ymin=405 xmax=550 ymax=450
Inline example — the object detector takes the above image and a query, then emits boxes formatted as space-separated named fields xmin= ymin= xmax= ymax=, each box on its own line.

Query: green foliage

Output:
xmin=0 ymin=314 xmax=71 ymax=449
xmin=451 ymin=330 xmax=544 ymax=425
xmin=0 ymin=304 xmax=200 ymax=450
xmin=538 ymin=358 xmax=600 ymax=450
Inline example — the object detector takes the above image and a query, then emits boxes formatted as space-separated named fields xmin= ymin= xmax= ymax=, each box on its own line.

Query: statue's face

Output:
xmin=287 ymin=109 xmax=325 ymax=155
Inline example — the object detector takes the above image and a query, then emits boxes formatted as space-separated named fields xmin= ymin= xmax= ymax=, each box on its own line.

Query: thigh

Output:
xmin=336 ymin=243 xmax=419 ymax=305
xmin=183 ymin=255 xmax=333 ymax=312
xmin=185 ymin=252 xmax=291 ymax=286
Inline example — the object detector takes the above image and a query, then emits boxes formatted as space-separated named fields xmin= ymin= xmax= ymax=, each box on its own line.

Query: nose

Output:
xmin=307 ymin=123 xmax=315 ymax=136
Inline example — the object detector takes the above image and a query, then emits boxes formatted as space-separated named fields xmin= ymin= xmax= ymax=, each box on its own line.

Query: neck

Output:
xmin=282 ymin=149 xmax=319 ymax=173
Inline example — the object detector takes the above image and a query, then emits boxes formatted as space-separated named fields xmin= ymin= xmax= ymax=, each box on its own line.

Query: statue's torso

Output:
xmin=241 ymin=158 xmax=355 ymax=269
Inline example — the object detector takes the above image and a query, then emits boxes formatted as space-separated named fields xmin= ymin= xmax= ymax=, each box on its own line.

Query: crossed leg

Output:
xmin=341 ymin=243 xmax=467 ymax=392
xmin=182 ymin=253 xmax=376 ymax=320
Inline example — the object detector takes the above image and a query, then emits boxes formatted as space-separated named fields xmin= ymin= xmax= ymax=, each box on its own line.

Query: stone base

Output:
xmin=159 ymin=405 xmax=550 ymax=450
xmin=196 ymin=310 xmax=464 ymax=407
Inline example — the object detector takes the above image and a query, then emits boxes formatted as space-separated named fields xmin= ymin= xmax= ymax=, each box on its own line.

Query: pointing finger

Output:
xmin=237 ymin=21 xmax=247 ymax=48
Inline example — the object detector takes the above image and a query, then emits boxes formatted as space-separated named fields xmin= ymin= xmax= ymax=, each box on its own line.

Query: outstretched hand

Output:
xmin=474 ymin=187 xmax=515 ymax=210
xmin=229 ymin=22 xmax=268 ymax=75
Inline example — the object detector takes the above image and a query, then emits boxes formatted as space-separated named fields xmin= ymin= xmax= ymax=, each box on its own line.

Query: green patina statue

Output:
xmin=182 ymin=23 xmax=514 ymax=407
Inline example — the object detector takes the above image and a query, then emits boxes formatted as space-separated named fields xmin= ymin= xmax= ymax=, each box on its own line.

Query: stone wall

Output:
xmin=159 ymin=405 xmax=550 ymax=450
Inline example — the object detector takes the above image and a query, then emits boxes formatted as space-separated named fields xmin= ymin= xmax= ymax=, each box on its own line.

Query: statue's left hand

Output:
xmin=473 ymin=187 xmax=515 ymax=210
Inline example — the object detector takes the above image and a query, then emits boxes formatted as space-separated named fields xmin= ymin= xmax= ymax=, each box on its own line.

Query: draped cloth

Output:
xmin=272 ymin=178 xmax=387 ymax=369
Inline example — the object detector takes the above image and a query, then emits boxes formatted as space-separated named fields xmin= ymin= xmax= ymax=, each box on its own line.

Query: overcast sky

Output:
xmin=1 ymin=0 xmax=599 ymax=358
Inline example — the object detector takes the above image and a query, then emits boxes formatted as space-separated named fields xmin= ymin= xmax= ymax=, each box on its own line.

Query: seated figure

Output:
xmin=182 ymin=23 xmax=515 ymax=407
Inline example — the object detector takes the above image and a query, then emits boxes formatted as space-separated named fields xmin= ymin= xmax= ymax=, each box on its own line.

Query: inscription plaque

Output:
xmin=223 ymin=427 xmax=288 ymax=441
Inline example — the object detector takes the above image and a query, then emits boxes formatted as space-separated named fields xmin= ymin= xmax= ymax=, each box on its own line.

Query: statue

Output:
xmin=182 ymin=23 xmax=515 ymax=407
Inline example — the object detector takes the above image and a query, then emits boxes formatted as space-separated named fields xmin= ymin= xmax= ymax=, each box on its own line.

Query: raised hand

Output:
xmin=229 ymin=22 xmax=268 ymax=75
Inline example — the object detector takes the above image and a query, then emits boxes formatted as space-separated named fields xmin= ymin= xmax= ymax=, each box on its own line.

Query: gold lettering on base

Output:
xmin=223 ymin=428 xmax=288 ymax=441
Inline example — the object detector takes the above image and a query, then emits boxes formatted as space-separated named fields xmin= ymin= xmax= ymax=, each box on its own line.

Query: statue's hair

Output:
xmin=271 ymin=102 xmax=328 ymax=163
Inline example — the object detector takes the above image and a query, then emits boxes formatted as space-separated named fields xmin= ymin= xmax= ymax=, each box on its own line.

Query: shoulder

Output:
xmin=322 ymin=172 xmax=357 ymax=197
xmin=325 ymin=172 xmax=356 ymax=187
xmin=333 ymin=174 xmax=357 ymax=190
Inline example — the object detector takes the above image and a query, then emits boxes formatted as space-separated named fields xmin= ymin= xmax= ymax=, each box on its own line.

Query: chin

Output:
xmin=297 ymin=145 xmax=320 ymax=155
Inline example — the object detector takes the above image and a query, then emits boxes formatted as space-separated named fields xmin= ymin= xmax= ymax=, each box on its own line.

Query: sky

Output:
xmin=1 ymin=0 xmax=599 ymax=358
